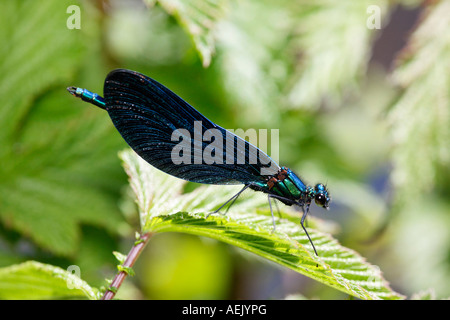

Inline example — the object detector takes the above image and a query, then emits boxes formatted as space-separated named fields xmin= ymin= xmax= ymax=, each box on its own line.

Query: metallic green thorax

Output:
xmin=251 ymin=167 xmax=330 ymax=210
xmin=251 ymin=167 xmax=307 ymax=204
xmin=271 ymin=173 xmax=304 ymax=200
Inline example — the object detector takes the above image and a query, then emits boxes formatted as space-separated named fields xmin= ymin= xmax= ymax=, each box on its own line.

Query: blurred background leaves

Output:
xmin=0 ymin=0 xmax=448 ymax=299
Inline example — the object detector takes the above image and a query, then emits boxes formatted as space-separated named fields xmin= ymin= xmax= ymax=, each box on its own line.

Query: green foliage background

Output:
xmin=0 ymin=0 xmax=448 ymax=299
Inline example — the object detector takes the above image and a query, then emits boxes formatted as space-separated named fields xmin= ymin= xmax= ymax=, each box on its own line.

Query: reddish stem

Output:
xmin=101 ymin=232 xmax=152 ymax=300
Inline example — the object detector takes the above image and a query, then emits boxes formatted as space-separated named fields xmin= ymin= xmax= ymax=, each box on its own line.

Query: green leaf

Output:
xmin=146 ymin=0 xmax=230 ymax=67
xmin=286 ymin=1 xmax=389 ymax=109
xmin=388 ymin=1 xmax=450 ymax=207
xmin=411 ymin=289 xmax=436 ymax=300
xmin=112 ymin=251 xmax=127 ymax=265
xmin=0 ymin=0 xmax=127 ymax=255
xmin=120 ymin=149 xmax=404 ymax=300
xmin=0 ymin=261 xmax=98 ymax=300
xmin=213 ymin=0 xmax=287 ymax=125
xmin=0 ymin=0 xmax=83 ymax=143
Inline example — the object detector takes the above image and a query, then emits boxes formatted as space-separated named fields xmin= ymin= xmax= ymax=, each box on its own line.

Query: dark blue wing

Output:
xmin=103 ymin=69 xmax=279 ymax=185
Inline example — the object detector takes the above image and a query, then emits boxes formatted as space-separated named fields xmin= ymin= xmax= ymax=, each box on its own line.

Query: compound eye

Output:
xmin=315 ymin=193 xmax=327 ymax=207
xmin=313 ymin=183 xmax=330 ymax=209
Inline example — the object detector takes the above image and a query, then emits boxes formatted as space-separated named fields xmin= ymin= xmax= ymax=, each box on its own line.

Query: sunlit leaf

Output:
xmin=0 ymin=0 xmax=127 ymax=255
xmin=286 ymin=0 xmax=390 ymax=109
xmin=121 ymin=149 xmax=404 ymax=300
xmin=0 ymin=261 xmax=98 ymax=300
xmin=388 ymin=1 xmax=450 ymax=207
xmin=146 ymin=0 xmax=230 ymax=67
xmin=213 ymin=0 xmax=287 ymax=125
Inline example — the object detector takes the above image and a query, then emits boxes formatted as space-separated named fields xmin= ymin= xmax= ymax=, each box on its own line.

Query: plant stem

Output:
xmin=101 ymin=232 xmax=152 ymax=300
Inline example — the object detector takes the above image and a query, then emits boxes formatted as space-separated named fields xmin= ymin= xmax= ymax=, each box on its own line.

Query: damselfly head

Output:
xmin=314 ymin=183 xmax=330 ymax=210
